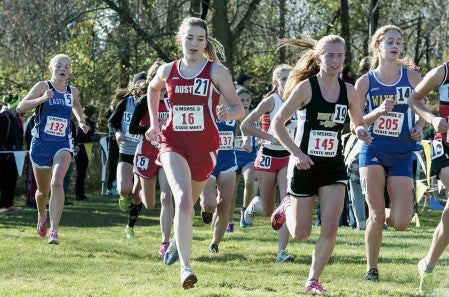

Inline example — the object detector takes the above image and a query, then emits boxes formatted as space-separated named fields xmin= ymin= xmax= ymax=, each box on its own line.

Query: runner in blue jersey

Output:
xmin=231 ymin=87 xmax=258 ymax=228
xmin=17 ymin=54 xmax=90 ymax=244
xmin=354 ymin=25 xmax=423 ymax=282
xmin=200 ymin=117 xmax=237 ymax=252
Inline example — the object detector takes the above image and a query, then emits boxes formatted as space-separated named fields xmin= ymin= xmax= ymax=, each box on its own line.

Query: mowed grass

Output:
xmin=2 ymin=194 xmax=449 ymax=296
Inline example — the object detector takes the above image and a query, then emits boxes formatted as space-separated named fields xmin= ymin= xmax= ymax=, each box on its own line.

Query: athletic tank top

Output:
xmin=32 ymin=81 xmax=73 ymax=142
xmin=364 ymin=67 xmax=420 ymax=152
xmin=434 ymin=61 xmax=449 ymax=147
xmin=295 ymin=76 xmax=348 ymax=164
xmin=261 ymin=93 xmax=297 ymax=151
xmin=119 ymin=96 xmax=139 ymax=155
xmin=162 ymin=59 xmax=220 ymax=153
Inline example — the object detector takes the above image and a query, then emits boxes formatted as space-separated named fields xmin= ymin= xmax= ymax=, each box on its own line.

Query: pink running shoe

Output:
xmin=48 ymin=229 xmax=59 ymax=245
xmin=305 ymin=279 xmax=327 ymax=295
xmin=271 ymin=196 xmax=290 ymax=230
xmin=159 ymin=242 xmax=169 ymax=258
xmin=37 ymin=215 xmax=47 ymax=237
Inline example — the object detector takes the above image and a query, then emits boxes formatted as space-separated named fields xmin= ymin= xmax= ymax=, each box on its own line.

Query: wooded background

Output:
xmin=1 ymin=0 xmax=447 ymax=120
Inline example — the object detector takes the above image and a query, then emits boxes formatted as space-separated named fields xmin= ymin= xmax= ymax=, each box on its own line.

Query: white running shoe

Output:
xmin=418 ymin=258 xmax=435 ymax=295
xmin=244 ymin=196 xmax=263 ymax=225
xmin=275 ymin=250 xmax=295 ymax=263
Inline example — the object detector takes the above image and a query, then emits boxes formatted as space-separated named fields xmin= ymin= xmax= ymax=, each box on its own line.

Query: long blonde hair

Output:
xmin=369 ymin=25 xmax=416 ymax=70
xmin=279 ymin=35 xmax=345 ymax=99
xmin=49 ymin=54 xmax=71 ymax=68
xmin=177 ymin=17 xmax=225 ymax=62
xmin=264 ymin=64 xmax=292 ymax=98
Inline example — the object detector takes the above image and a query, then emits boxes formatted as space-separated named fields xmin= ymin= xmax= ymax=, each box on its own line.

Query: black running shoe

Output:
xmin=209 ymin=243 xmax=219 ymax=253
xmin=201 ymin=211 xmax=213 ymax=224
xmin=365 ymin=268 xmax=379 ymax=282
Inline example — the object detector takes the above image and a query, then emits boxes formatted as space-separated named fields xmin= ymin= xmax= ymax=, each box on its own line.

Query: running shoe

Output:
xmin=275 ymin=250 xmax=294 ymax=263
xmin=159 ymin=242 xmax=169 ymax=258
xmin=164 ymin=238 xmax=179 ymax=265
xmin=305 ymin=279 xmax=327 ymax=295
xmin=209 ymin=243 xmax=219 ymax=253
xmin=240 ymin=208 xmax=251 ymax=227
xmin=226 ymin=222 xmax=234 ymax=233
xmin=125 ymin=226 xmax=135 ymax=239
xmin=181 ymin=267 xmax=197 ymax=289
xmin=418 ymin=258 xmax=435 ymax=295
xmin=271 ymin=196 xmax=290 ymax=230
xmin=201 ymin=211 xmax=213 ymax=224
xmin=47 ymin=229 xmax=59 ymax=245
xmin=244 ymin=196 xmax=262 ymax=225
xmin=365 ymin=268 xmax=379 ymax=282
xmin=118 ymin=195 xmax=129 ymax=212
xmin=37 ymin=214 xmax=47 ymax=237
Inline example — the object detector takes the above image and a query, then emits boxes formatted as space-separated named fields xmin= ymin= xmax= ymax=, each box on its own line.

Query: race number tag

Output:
xmin=234 ymin=135 xmax=252 ymax=151
xmin=431 ymin=139 xmax=444 ymax=160
xmin=193 ymin=78 xmax=210 ymax=96
xmin=257 ymin=154 xmax=272 ymax=169
xmin=373 ymin=112 xmax=404 ymax=137
xmin=123 ymin=111 xmax=132 ymax=124
xmin=44 ymin=116 xmax=68 ymax=137
xmin=126 ymin=132 xmax=141 ymax=143
xmin=173 ymin=105 xmax=204 ymax=131
xmin=307 ymin=130 xmax=339 ymax=157
xmin=396 ymin=87 xmax=411 ymax=104
xmin=219 ymin=131 xmax=234 ymax=150
xmin=333 ymin=104 xmax=348 ymax=124
xmin=136 ymin=155 xmax=149 ymax=171
xmin=64 ymin=93 xmax=73 ymax=107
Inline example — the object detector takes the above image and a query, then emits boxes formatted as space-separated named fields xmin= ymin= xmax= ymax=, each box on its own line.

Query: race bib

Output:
xmin=125 ymin=128 xmax=141 ymax=143
xmin=219 ymin=131 xmax=234 ymax=150
xmin=136 ymin=155 xmax=149 ymax=171
xmin=44 ymin=116 xmax=68 ymax=137
xmin=123 ymin=111 xmax=132 ymax=124
xmin=431 ymin=139 xmax=444 ymax=160
xmin=307 ymin=130 xmax=339 ymax=157
xmin=257 ymin=153 xmax=272 ymax=169
xmin=396 ymin=87 xmax=411 ymax=104
xmin=333 ymin=104 xmax=348 ymax=124
xmin=173 ymin=105 xmax=204 ymax=131
xmin=373 ymin=112 xmax=404 ymax=137
xmin=64 ymin=93 xmax=73 ymax=107
xmin=234 ymin=135 xmax=252 ymax=151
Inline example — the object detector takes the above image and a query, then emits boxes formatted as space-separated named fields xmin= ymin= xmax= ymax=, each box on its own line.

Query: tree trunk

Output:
xmin=278 ymin=0 xmax=286 ymax=64
xmin=211 ymin=0 xmax=233 ymax=71
xmin=340 ymin=0 xmax=352 ymax=65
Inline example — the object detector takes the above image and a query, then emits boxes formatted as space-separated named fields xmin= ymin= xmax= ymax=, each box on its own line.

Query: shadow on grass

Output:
xmin=0 ymin=194 xmax=162 ymax=229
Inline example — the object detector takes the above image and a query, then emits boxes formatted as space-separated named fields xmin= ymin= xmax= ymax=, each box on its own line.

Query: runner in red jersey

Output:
xmin=145 ymin=17 xmax=244 ymax=289
xmin=408 ymin=60 xmax=449 ymax=294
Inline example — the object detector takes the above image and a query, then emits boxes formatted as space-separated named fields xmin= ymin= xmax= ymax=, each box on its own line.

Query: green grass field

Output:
xmin=1 ymin=194 xmax=449 ymax=296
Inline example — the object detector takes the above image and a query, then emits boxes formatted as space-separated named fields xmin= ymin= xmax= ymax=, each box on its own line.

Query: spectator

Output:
xmin=0 ymin=93 xmax=23 ymax=212
xmin=75 ymin=105 xmax=99 ymax=201
xmin=340 ymin=65 xmax=355 ymax=85
xmin=24 ymin=114 xmax=37 ymax=208
xmin=235 ymin=73 xmax=252 ymax=89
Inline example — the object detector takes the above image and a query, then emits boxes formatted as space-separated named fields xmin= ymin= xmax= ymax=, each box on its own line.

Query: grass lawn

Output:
xmin=1 ymin=193 xmax=449 ymax=296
